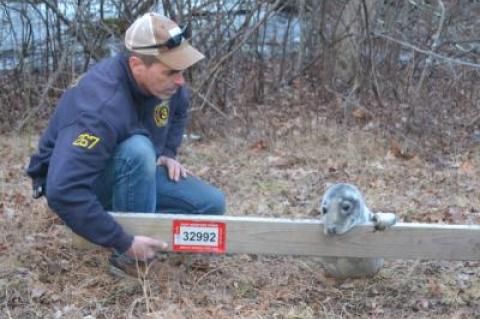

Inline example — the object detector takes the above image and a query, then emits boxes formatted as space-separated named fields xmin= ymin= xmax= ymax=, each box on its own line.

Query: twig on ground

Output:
xmin=193 ymin=263 xmax=234 ymax=287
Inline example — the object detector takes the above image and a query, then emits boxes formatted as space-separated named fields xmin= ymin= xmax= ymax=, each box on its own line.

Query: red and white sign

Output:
xmin=172 ymin=220 xmax=226 ymax=253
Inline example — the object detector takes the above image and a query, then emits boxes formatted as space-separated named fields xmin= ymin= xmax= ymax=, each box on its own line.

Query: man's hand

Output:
xmin=157 ymin=156 xmax=191 ymax=182
xmin=125 ymin=236 xmax=168 ymax=260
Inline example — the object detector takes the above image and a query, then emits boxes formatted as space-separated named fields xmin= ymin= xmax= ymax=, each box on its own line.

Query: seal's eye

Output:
xmin=340 ymin=201 xmax=353 ymax=215
xmin=322 ymin=207 xmax=328 ymax=215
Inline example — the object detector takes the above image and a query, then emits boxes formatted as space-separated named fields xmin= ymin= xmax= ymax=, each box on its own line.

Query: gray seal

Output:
xmin=319 ymin=183 xmax=396 ymax=279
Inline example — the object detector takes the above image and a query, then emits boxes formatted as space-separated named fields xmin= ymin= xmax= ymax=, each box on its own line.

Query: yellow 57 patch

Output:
xmin=72 ymin=133 xmax=101 ymax=149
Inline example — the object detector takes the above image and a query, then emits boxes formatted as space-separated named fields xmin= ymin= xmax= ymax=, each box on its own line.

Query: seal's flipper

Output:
xmin=372 ymin=212 xmax=397 ymax=231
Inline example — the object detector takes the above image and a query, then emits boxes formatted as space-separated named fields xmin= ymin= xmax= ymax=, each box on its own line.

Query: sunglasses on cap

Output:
xmin=131 ymin=25 xmax=188 ymax=51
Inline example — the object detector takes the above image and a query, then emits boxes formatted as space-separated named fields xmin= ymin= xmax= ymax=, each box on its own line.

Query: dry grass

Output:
xmin=1 ymin=123 xmax=480 ymax=318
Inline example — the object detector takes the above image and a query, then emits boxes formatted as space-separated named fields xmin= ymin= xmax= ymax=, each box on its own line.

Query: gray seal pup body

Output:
xmin=320 ymin=183 xmax=396 ymax=279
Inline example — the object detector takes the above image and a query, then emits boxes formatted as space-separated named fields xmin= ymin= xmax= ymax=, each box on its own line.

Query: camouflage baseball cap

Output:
xmin=125 ymin=12 xmax=204 ymax=70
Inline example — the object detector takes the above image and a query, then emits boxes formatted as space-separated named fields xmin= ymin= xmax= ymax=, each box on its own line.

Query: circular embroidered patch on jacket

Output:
xmin=154 ymin=103 xmax=169 ymax=127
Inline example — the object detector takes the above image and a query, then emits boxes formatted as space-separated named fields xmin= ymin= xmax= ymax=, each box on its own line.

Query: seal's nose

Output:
xmin=327 ymin=226 xmax=337 ymax=235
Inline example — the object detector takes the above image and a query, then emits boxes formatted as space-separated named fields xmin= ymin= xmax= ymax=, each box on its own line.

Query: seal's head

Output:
xmin=320 ymin=183 xmax=369 ymax=235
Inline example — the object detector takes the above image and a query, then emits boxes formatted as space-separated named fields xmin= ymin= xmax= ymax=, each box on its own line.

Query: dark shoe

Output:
xmin=108 ymin=252 xmax=149 ymax=278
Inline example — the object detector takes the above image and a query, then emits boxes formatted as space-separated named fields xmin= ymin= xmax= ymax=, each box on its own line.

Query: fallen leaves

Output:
xmin=249 ymin=139 xmax=268 ymax=152
xmin=3 ymin=131 xmax=480 ymax=318
xmin=352 ymin=106 xmax=373 ymax=122
xmin=30 ymin=281 xmax=49 ymax=300
xmin=442 ymin=206 xmax=467 ymax=223
xmin=412 ymin=298 xmax=431 ymax=311
xmin=459 ymin=160 xmax=474 ymax=174
xmin=267 ymin=155 xmax=305 ymax=169
xmin=388 ymin=137 xmax=416 ymax=160
xmin=326 ymin=159 xmax=348 ymax=173
xmin=426 ymin=278 xmax=444 ymax=298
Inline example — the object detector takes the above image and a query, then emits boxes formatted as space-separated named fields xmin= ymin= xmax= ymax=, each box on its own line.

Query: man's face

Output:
xmin=130 ymin=57 xmax=185 ymax=99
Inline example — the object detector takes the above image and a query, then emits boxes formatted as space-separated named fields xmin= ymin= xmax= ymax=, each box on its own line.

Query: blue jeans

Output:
xmin=94 ymin=135 xmax=226 ymax=215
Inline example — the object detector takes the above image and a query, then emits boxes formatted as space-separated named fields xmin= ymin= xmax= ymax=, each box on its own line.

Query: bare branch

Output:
xmin=15 ymin=48 xmax=69 ymax=132
xmin=415 ymin=0 xmax=445 ymax=94
xmin=372 ymin=32 xmax=480 ymax=69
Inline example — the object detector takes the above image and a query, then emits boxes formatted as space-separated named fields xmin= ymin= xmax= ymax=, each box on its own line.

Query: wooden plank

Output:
xmin=72 ymin=213 xmax=480 ymax=261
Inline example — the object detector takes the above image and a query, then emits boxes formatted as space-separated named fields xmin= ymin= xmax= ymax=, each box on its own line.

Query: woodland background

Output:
xmin=1 ymin=0 xmax=479 ymax=157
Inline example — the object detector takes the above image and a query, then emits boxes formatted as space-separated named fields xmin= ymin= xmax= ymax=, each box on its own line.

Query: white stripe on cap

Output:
xmin=168 ymin=26 xmax=182 ymax=37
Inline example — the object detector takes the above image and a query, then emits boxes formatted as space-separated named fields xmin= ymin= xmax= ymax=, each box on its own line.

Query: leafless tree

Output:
xmin=0 ymin=0 xmax=479 ymax=154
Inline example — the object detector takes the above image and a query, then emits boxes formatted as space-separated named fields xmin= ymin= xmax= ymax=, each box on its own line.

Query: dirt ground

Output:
xmin=1 ymin=122 xmax=480 ymax=318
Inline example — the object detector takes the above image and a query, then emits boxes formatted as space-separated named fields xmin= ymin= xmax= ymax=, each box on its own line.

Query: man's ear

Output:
xmin=128 ymin=56 xmax=146 ymax=78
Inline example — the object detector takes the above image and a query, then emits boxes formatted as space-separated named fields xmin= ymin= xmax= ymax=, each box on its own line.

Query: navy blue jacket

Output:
xmin=26 ymin=53 xmax=189 ymax=252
